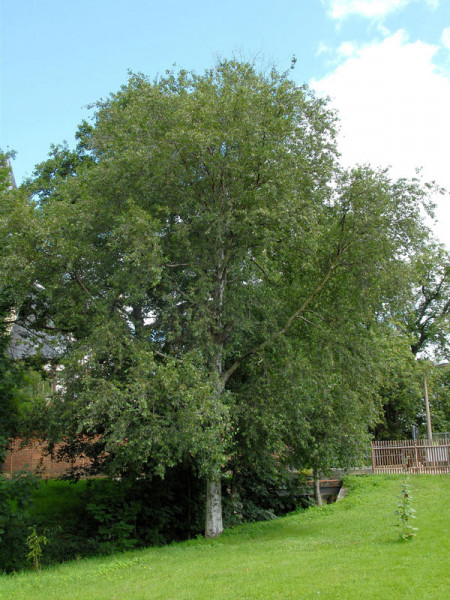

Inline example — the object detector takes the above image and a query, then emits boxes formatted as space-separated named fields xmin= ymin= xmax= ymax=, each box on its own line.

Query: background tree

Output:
xmin=407 ymin=244 xmax=449 ymax=360
xmin=1 ymin=151 xmax=24 ymax=460
xmin=373 ymin=242 xmax=449 ymax=440
xmin=428 ymin=364 xmax=450 ymax=433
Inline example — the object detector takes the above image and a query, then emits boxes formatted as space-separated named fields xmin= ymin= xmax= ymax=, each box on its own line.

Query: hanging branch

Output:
xmin=222 ymin=246 xmax=346 ymax=384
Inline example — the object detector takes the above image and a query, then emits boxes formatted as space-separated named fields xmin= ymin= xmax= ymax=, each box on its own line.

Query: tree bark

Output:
xmin=205 ymin=478 xmax=223 ymax=538
xmin=204 ymin=245 xmax=229 ymax=539
xmin=313 ymin=470 xmax=323 ymax=507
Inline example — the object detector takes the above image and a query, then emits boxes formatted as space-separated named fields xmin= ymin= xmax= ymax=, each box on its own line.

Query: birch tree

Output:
xmin=5 ymin=60 xmax=438 ymax=537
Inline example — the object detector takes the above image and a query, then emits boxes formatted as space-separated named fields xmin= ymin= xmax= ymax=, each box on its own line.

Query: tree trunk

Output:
xmin=203 ymin=244 xmax=229 ymax=539
xmin=205 ymin=478 xmax=223 ymax=538
xmin=313 ymin=470 xmax=323 ymax=507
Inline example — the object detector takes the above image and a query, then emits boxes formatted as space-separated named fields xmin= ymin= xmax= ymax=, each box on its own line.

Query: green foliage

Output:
xmin=1 ymin=468 xmax=205 ymax=571
xmin=2 ymin=60 xmax=445 ymax=534
xmin=422 ymin=362 xmax=450 ymax=433
xmin=396 ymin=472 xmax=418 ymax=541
xmin=0 ymin=464 xmax=313 ymax=572
xmin=86 ymin=482 xmax=140 ymax=551
xmin=0 ymin=303 xmax=19 ymax=459
xmin=24 ymin=135 xmax=95 ymax=204
xmin=0 ymin=474 xmax=81 ymax=573
xmin=373 ymin=332 xmax=424 ymax=439
xmin=373 ymin=242 xmax=449 ymax=439
xmin=0 ymin=317 xmax=51 ymax=460
xmin=0 ymin=150 xmax=15 ymax=189
xmin=0 ymin=472 xmax=39 ymax=572
xmin=223 ymin=465 xmax=311 ymax=525
xmin=0 ymin=149 xmax=52 ymax=458
xmin=26 ymin=526 xmax=47 ymax=571
xmin=407 ymin=243 xmax=449 ymax=359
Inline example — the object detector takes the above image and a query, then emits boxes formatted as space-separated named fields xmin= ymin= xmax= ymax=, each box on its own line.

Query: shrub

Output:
xmin=26 ymin=525 xmax=47 ymax=571
xmin=396 ymin=473 xmax=418 ymax=541
xmin=1 ymin=461 xmax=309 ymax=572
xmin=0 ymin=471 xmax=39 ymax=572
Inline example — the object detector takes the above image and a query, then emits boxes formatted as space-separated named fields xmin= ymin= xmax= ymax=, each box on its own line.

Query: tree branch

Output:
xmin=73 ymin=273 xmax=95 ymax=299
xmin=72 ymin=272 xmax=129 ymax=320
xmin=164 ymin=262 xmax=191 ymax=268
xmin=250 ymin=257 xmax=276 ymax=284
xmin=153 ymin=349 xmax=180 ymax=361
xmin=222 ymin=248 xmax=345 ymax=384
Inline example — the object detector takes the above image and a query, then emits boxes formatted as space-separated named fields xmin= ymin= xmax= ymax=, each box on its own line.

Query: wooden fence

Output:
xmin=4 ymin=438 xmax=449 ymax=478
xmin=371 ymin=439 xmax=450 ymax=474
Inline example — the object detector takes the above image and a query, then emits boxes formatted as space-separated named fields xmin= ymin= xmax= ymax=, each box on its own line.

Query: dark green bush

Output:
xmin=0 ymin=472 xmax=39 ymax=572
xmin=0 ymin=463 xmax=206 ymax=571
xmin=222 ymin=466 xmax=311 ymax=527
xmin=1 ymin=462 xmax=308 ymax=572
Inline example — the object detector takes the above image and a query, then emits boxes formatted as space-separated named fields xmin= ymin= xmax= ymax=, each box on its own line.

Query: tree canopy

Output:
xmin=1 ymin=59 xmax=447 ymax=536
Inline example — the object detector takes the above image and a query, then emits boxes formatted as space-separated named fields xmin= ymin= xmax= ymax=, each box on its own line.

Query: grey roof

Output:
xmin=8 ymin=322 xmax=63 ymax=360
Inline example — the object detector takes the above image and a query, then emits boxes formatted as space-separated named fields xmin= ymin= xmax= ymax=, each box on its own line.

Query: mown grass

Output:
xmin=1 ymin=475 xmax=448 ymax=599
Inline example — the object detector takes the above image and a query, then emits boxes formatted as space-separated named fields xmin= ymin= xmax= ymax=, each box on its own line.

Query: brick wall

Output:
xmin=1 ymin=439 xmax=92 ymax=478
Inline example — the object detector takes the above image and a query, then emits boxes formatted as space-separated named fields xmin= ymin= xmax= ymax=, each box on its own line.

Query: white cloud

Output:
xmin=324 ymin=0 xmax=438 ymax=20
xmin=316 ymin=42 xmax=331 ymax=56
xmin=338 ymin=41 xmax=357 ymax=57
xmin=311 ymin=30 xmax=450 ymax=247
xmin=442 ymin=27 xmax=450 ymax=50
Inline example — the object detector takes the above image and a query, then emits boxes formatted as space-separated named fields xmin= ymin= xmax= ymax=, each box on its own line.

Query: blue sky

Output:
xmin=1 ymin=0 xmax=449 ymax=244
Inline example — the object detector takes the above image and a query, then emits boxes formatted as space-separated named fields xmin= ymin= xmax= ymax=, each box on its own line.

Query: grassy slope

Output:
xmin=1 ymin=475 xmax=449 ymax=600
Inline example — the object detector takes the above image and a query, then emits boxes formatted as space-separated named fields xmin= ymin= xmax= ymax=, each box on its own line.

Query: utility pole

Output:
xmin=423 ymin=373 xmax=433 ymax=442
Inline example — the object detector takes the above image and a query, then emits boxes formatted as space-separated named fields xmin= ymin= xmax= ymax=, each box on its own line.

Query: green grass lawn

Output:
xmin=1 ymin=475 xmax=449 ymax=600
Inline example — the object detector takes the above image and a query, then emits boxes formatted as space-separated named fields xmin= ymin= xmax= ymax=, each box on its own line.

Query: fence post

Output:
xmin=414 ymin=441 xmax=419 ymax=471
